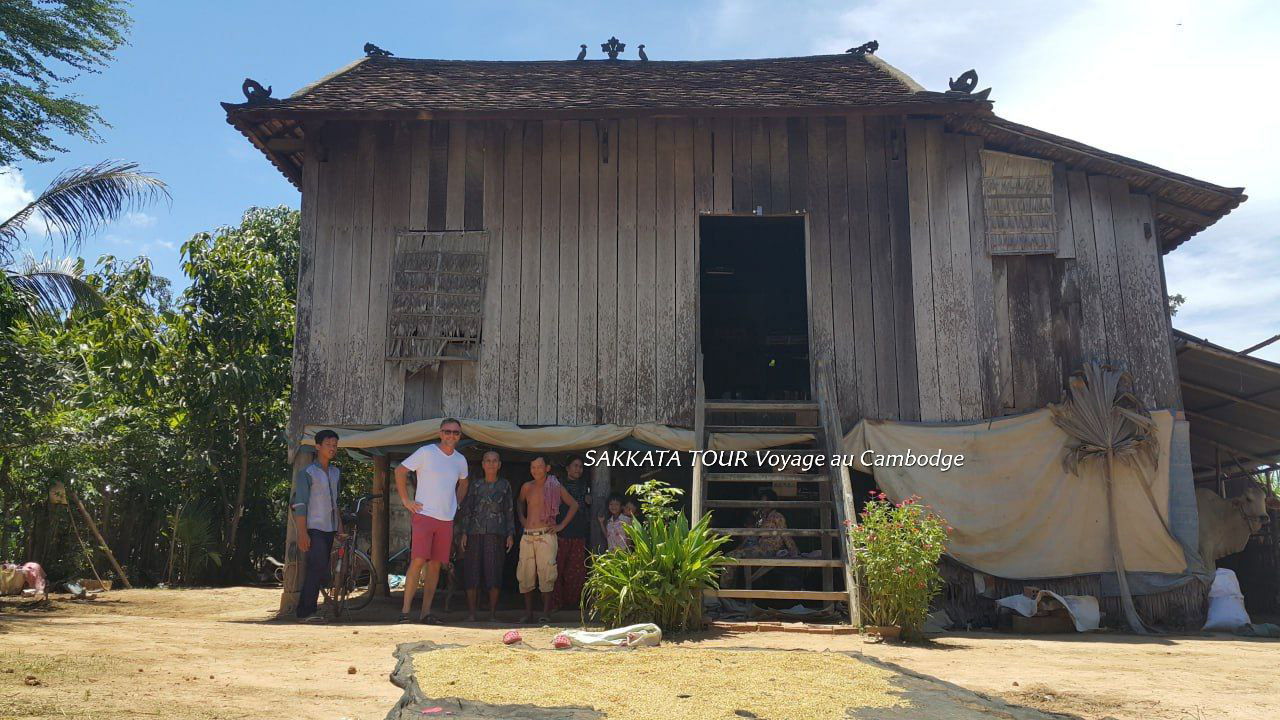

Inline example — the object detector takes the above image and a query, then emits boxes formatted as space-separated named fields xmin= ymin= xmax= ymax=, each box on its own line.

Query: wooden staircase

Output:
xmin=692 ymin=362 xmax=862 ymax=624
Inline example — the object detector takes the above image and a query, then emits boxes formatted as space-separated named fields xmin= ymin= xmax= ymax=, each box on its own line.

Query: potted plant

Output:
xmin=583 ymin=479 xmax=731 ymax=633
xmin=849 ymin=493 xmax=950 ymax=640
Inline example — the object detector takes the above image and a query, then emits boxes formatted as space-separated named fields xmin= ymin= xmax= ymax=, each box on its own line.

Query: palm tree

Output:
xmin=1050 ymin=361 xmax=1159 ymax=635
xmin=0 ymin=161 xmax=168 ymax=317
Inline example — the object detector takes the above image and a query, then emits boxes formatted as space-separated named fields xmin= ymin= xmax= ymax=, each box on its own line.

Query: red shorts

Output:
xmin=411 ymin=514 xmax=453 ymax=564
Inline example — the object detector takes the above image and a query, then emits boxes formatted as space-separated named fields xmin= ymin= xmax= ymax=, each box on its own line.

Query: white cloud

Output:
xmin=0 ymin=166 xmax=36 ymax=224
xmin=712 ymin=0 xmax=1280 ymax=359
xmin=121 ymin=211 xmax=157 ymax=229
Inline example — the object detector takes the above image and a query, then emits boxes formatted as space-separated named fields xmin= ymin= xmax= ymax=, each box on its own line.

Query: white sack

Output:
xmin=562 ymin=623 xmax=662 ymax=648
xmin=1203 ymin=569 xmax=1251 ymax=631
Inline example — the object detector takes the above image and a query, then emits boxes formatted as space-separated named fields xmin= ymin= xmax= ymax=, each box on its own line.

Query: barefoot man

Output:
xmin=395 ymin=418 xmax=470 ymax=624
xmin=516 ymin=456 xmax=578 ymax=623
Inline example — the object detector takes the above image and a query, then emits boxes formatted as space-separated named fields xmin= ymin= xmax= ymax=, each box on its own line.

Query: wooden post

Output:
xmin=68 ymin=486 xmax=133 ymax=589
xmin=590 ymin=446 xmax=611 ymax=552
xmin=277 ymin=447 xmax=314 ymax=618
xmin=692 ymin=353 xmax=706 ymax=522
xmin=372 ymin=455 xmax=390 ymax=596
xmin=815 ymin=358 xmax=861 ymax=626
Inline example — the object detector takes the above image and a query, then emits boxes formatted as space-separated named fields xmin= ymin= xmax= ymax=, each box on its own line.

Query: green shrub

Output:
xmin=582 ymin=480 xmax=731 ymax=632
xmin=849 ymin=493 xmax=950 ymax=634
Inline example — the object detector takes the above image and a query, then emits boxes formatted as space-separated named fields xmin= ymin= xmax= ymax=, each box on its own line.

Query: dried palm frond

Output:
xmin=1052 ymin=362 xmax=1159 ymax=476
xmin=1049 ymin=361 xmax=1159 ymax=635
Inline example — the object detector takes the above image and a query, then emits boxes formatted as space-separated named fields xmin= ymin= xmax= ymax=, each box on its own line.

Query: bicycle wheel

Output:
xmin=341 ymin=549 xmax=376 ymax=612
xmin=320 ymin=548 xmax=346 ymax=614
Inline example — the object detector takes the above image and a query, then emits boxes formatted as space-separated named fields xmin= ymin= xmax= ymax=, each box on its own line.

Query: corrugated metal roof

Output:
xmin=1174 ymin=329 xmax=1280 ymax=478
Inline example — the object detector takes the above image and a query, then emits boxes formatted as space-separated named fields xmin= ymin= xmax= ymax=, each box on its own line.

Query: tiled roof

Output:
xmin=225 ymin=54 xmax=988 ymax=115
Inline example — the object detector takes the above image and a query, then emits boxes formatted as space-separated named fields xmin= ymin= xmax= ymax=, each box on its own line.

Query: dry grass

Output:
xmin=413 ymin=645 xmax=903 ymax=720
xmin=0 ymin=650 xmax=97 ymax=719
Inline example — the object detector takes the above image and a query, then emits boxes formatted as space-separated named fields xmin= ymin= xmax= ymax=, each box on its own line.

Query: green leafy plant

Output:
xmin=165 ymin=500 xmax=223 ymax=584
xmin=849 ymin=493 xmax=950 ymax=635
xmin=583 ymin=479 xmax=731 ymax=632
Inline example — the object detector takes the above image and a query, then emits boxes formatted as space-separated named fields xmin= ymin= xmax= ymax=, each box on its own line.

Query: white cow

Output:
xmin=1195 ymin=484 xmax=1270 ymax=571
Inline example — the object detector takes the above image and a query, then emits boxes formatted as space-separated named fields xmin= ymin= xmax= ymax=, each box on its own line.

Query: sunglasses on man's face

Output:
xmin=441 ymin=429 xmax=462 ymax=435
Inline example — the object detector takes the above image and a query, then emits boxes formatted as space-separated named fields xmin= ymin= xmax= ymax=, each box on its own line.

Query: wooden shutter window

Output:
xmin=386 ymin=230 xmax=488 ymax=362
xmin=981 ymin=150 xmax=1057 ymax=255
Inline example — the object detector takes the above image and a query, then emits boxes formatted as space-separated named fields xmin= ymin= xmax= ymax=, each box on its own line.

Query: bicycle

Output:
xmin=321 ymin=493 xmax=380 ymax=617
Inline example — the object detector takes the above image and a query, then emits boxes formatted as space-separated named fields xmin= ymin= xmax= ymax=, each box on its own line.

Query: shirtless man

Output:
xmin=515 ymin=456 xmax=578 ymax=623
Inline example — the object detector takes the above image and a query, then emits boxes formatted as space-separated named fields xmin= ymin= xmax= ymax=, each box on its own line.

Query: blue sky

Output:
xmin=3 ymin=0 xmax=1278 ymax=357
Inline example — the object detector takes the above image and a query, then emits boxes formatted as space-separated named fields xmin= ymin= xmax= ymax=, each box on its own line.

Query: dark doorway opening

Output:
xmin=699 ymin=216 xmax=810 ymax=401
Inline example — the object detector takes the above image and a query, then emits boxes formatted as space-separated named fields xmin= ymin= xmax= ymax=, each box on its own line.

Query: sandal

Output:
xmin=397 ymin=613 xmax=412 ymax=624
xmin=419 ymin=614 xmax=443 ymax=625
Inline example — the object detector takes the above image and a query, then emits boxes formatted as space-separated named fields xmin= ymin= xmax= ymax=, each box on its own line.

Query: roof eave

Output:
xmin=222 ymin=102 xmax=304 ymax=190
xmin=946 ymin=114 xmax=1246 ymax=254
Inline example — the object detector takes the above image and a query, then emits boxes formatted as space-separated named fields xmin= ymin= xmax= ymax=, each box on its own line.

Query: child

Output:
xmin=600 ymin=494 xmax=632 ymax=551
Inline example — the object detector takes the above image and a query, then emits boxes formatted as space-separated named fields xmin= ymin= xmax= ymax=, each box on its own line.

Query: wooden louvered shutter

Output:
xmin=981 ymin=150 xmax=1057 ymax=255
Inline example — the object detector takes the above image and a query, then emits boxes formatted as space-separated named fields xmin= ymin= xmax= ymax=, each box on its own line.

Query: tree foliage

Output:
xmin=0 ymin=206 xmax=304 ymax=586
xmin=0 ymin=0 xmax=131 ymax=164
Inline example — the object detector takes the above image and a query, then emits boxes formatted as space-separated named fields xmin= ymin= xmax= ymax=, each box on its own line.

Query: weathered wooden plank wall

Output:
xmin=288 ymin=115 xmax=1180 ymax=438
xmin=902 ymin=118 xmax=1179 ymax=419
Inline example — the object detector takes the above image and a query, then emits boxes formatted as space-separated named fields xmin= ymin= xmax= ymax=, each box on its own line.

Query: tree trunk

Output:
xmin=69 ymin=485 xmax=133 ymax=589
xmin=1106 ymin=451 xmax=1148 ymax=634
xmin=0 ymin=454 xmax=10 ymax=558
xmin=165 ymin=502 xmax=181 ymax=585
xmin=224 ymin=408 xmax=250 ymax=564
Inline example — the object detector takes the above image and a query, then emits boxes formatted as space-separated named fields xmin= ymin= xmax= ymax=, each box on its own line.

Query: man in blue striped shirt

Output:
xmin=290 ymin=429 xmax=343 ymax=622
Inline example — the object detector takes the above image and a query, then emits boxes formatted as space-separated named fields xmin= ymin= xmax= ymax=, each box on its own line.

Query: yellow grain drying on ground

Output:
xmin=414 ymin=645 xmax=904 ymax=720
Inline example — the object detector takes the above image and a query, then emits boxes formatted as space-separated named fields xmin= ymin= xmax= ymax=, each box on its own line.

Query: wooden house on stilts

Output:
xmin=224 ymin=40 xmax=1247 ymax=626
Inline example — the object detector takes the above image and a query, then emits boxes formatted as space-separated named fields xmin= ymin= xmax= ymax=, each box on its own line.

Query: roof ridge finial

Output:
xmin=601 ymin=36 xmax=626 ymax=60
xmin=241 ymin=78 xmax=273 ymax=105
xmin=846 ymin=40 xmax=878 ymax=56
xmin=946 ymin=69 xmax=991 ymax=100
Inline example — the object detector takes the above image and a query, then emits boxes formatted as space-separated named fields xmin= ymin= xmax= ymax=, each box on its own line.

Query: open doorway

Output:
xmin=699 ymin=216 xmax=810 ymax=401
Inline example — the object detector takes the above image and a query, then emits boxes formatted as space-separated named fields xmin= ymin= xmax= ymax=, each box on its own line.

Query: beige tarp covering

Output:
xmin=302 ymin=418 xmax=812 ymax=453
xmin=842 ymin=409 xmax=1185 ymax=579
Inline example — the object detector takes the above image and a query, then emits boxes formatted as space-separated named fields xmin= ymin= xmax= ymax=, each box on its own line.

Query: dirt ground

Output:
xmin=0 ymin=587 xmax=1275 ymax=719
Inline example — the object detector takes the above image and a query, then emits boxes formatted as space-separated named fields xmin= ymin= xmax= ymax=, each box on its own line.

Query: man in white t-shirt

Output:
xmin=395 ymin=417 xmax=470 ymax=623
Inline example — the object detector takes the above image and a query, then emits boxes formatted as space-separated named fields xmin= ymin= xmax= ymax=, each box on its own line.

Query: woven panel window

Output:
xmin=981 ymin=150 xmax=1057 ymax=255
xmin=387 ymin=230 xmax=488 ymax=362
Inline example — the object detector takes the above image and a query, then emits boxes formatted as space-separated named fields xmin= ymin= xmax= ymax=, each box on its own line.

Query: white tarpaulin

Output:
xmin=842 ymin=408 xmax=1186 ymax=579
xmin=995 ymin=590 xmax=1101 ymax=632
xmin=302 ymin=418 xmax=812 ymax=453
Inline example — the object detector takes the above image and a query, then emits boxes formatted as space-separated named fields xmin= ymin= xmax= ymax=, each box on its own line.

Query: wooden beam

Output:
xmin=371 ymin=455 xmax=389 ymax=596
xmin=1183 ymin=380 xmax=1280 ymax=419
xmin=1152 ymin=199 xmax=1216 ymax=227
xmin=589 ymin=445 xmax=611 ymax=552
xmin=1241 ymin=333 xmax=1280 ymax=356
xmin=265 ymin=138 xmax=305 ymax=153
xmin=692 ymin=354 xmax=706 ymax=523
xmin=815 ymin=357 xmax=861 ymax=626
xmin=278 ymin=448 xmax=314 ymax=618
xmin=1186 ymin=410 xmax=1280 ymax=446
